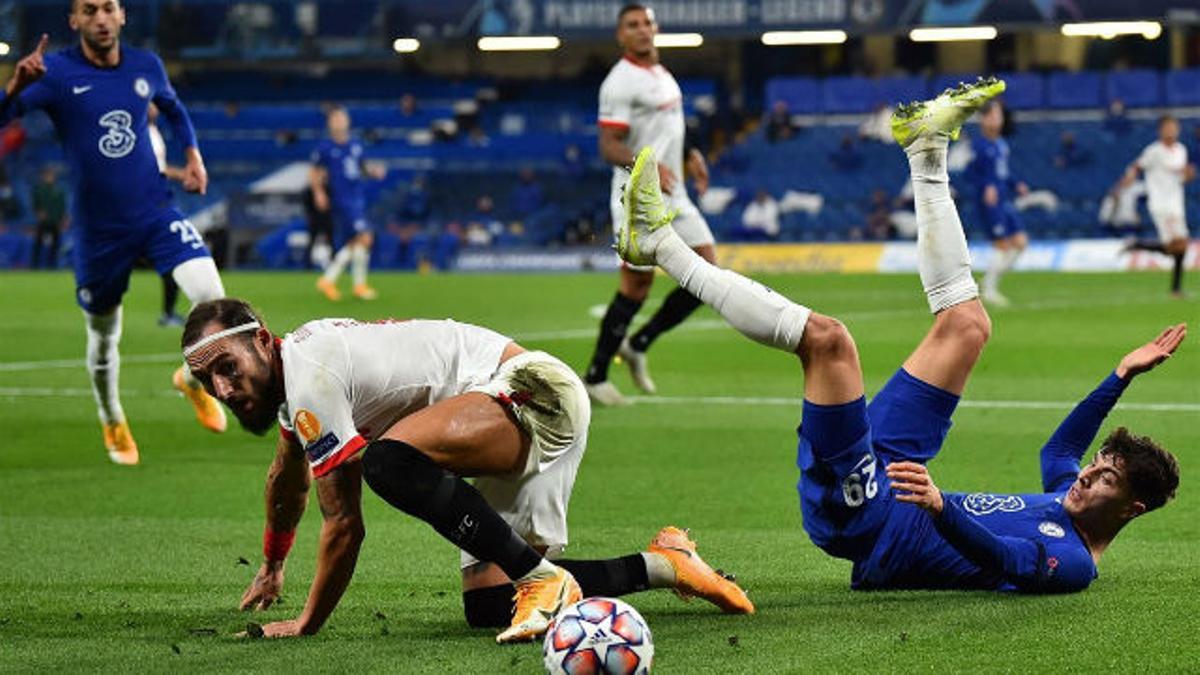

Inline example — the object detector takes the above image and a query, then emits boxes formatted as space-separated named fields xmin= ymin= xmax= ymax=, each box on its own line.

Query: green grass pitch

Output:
xmin=1 ymin=269 xmax=1197 ymax=672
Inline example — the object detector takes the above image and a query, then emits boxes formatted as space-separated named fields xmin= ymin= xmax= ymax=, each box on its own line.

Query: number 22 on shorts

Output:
xmin=842 ymin=453 xmax=879 ymax=508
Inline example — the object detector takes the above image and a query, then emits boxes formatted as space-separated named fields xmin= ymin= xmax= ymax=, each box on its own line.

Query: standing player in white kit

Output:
xmin=583 ymin=3 xmax=717 ymax=406
xmin=1123 ymin=115 xmax=1194 ymax=297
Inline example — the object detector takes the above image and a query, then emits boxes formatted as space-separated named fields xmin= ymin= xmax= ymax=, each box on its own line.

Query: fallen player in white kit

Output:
xmin=180 ymin=300 xmax=753 ymax=642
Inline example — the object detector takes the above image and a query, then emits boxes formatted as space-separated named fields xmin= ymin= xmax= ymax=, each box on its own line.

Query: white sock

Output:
xmin=906 ymin=137 xmax=979 ymax=313
xmin=641 ymin=552 xmax=676 ymax=588
xmin=984 ymin=247 xmax=1017 ymax=295
xmin=171 ymin=257 xmax=226 ymax=389
xmin=324 ymin=246 xmax=352 ymax=283
xmin=517 ymin=558 xmax=558 ymax=583
xmin=650 ymin=228 xmax=810 ymax=352
xmin=85 ymin=307 xmax=125 ymax=425
xmin=351 ymin=244 xmax=369 ymax=287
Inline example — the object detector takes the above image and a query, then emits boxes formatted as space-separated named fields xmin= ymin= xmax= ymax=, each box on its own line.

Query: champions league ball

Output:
xmin=543 ymin=597 xmax=654 ymax=675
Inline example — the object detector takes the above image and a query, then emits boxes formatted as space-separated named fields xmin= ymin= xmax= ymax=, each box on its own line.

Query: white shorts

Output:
xmin=1150 ymin=208 xmax=1189 ymax=243
xmin=460 ymin=350 xmax=591 ymax=568
xmin=610 ymin=189 xmax=715 ymax=272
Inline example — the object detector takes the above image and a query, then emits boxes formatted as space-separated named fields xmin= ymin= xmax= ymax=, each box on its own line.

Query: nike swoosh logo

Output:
xmin=73 ymin=86 xmax=93 ymax=95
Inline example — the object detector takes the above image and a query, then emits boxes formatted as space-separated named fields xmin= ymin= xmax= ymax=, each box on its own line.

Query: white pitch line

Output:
xmin=0 ymin=387 xmax=1194 ymax=413
xmin=0 ymin=292 xmax=1156 ymax=372
xmin=627 ymin=395 xmax=1200 ymax=413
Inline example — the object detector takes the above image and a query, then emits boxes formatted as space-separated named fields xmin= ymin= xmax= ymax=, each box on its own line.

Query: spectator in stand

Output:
xmin=31 ymin=164 xmax=68 ymax=269
xmin=466 ymin=125 xmax=491 ymax=147
xmin=0 ymin=118 xmax=27 ymax=162
xmin=510 ymin=167 xmax=543 ymax=218
xmin=738 ymin=189 xmax=780 ymax=241
xmin=0 ymin=165 xmax=21 ymax=223
xmin=468 ymin=195 xmax=504 ymax=241
xmin=399 ymin=175 xmax=431 ymax=226
xmin=1054 ymin=131 xmax=1093 ymax=169
xmin=766 ymin=101 xmax=798 ymax=143
xmin=1103 ymin=98 xmax=1132 ymax=137
xmin=399 ymin=93 xmax=419 ymax=121
xmin=1099 ymin=177 xmax=1145 ymax=234
xmin=829 ymin=134 xmax=864 ymax=172
xmin=858 ymin=102 xmax=895 ymax=145
xmin=865 ymin=189 xmax=896 ymax=241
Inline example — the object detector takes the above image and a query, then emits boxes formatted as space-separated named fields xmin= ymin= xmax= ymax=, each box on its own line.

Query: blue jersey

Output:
xmin=0 ymin=45 xmax=197 ymax=233
xmin=968 ymin=134 xmax=1017 ymax=204
xmin=851 ymin=373 xmax=1128 ymax=593
xmin=311 ymin=138 xmax=367 ymax=220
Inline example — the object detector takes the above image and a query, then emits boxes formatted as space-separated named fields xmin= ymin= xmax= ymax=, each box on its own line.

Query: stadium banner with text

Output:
xmin=395 ymin=0 xmax=1195 ymax=38
xmin=452 ymin=240 xmax=1198 ymax=273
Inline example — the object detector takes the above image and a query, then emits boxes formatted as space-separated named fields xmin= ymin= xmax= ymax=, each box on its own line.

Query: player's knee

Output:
xmin=798 ymin=314 xmax=856 ymax=364
xmin=938 ymin=303 xmax=992 ymax=351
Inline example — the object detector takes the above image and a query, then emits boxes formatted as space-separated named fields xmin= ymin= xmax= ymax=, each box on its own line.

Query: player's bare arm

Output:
xmin=685 ymin=148 xmax=708 ymax=195
xmin=240 ymin=434 xmax=311 ymax=612
xmin=257 ymin=457 xmax=365 ymax=638
xmin=309 ymin=165 xmax=330 ymax=212
xmin=1114 ymin=323 xmax=1187 ymax=380
xmin=600 ymin=125 xmax=677 ymax=194
xmin=4 ymin=34 xmax=49 ymax=97
xmin=182 ymin=146 xmax=208 ymax=195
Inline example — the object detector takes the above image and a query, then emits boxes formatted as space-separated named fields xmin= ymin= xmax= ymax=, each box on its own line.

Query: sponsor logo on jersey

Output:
xmin=1039 ymin=521 xmax=1066 ymax=538
xmin=962 ymin=493 xmax=1027 ymax=516
xmin=134 ymin=77 xmax=151 ymax=98
xmin=294 ymin=409 xmax=322 ymax=444
xmin=305 ymin=432 xmax=341 ymax=464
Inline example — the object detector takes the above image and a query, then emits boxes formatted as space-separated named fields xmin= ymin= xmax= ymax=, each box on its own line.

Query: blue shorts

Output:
xmin=73 ymin=207 xmax=211 ymax=314
xmin=332 ymin=206 xmax=372 ymax=249
xmin=796 ymin=368 xmax=959 ymax=561
xmin=982 ymin=201 xmax=1023 ymax=241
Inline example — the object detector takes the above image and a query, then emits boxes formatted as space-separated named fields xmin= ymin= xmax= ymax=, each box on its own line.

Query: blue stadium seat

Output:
xmin=821 ymin=76 xmax=876 ymax=113
xmin=874 ymin=75 xmax=929 ymax=107
xmin=1047 ymin=71 xmax=1102 ymax=109
xmin=1165 ymin=68 xmax=1200 ymax=106
xmin=764 ymin=77 xmax=821 ymax=114
xmin=995 ymin=71 xmax=1044 ymax=110
xmin=1106 ymin=70 xmax=1162 ymax=107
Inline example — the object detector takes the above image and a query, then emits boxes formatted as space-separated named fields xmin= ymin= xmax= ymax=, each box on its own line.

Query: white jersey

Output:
xmin=276 ymin=318 xmax=511 ymax=477
xmin=1136 ymin=140 xmax=1188 ymax=214
xmin=598 ymin=56 xmax=686 ymax=199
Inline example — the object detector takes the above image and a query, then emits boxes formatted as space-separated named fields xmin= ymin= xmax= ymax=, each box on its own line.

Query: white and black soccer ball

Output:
xmin=542 ymin=597 xmax=654 ymax=675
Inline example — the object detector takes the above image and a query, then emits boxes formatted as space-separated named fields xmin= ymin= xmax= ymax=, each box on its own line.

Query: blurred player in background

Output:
xmin=969 ymin=100 xmax=1028 ymax=307
xmin=0 ymin=0 xmax=226 ymax=465
xmin=1123 ymin=115 xmax=1194 ymax=298
xmin=584 ymin=3 xmax=714 ymax=406
xmin=180 ymin=300 xmax=751 ymax=641
xmin=311 ymin=106 xmax=386 ymax=301
xmin=616 ymin=81 xmax=1182 ymax=596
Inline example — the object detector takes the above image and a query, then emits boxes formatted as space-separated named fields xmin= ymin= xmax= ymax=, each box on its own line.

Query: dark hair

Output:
xmin=980 ymin=99 xmax=1002 ymax=115
xmin=182 ymin=298 xmax=264 ymax=352
xmin=618 ymin=3 xmax=649 ymax=23
xmin=1158 ymin=114 xmax=1177 ymax=128
xmin=1099 ymin=426 xmax=1179 ymax=513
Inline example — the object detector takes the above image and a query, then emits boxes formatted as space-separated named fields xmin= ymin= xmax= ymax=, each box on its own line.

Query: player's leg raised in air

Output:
xmin=615 ymin=78 xmax=1004 ymax=557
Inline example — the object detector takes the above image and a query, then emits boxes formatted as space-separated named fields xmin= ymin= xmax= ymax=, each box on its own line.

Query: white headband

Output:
xmin=182 ymin=321 xmax=262 ymax=358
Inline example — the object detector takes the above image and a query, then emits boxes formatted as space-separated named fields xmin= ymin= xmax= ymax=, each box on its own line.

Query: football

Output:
xmin=543 ymin=597 xmax=654 ymax=675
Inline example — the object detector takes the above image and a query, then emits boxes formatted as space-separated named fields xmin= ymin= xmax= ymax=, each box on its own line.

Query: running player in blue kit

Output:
xmin=969 ymin=100 xmax=1029 ymax=307
xmin=615 ymin=79 xmax=1183 ymax=594
xmin=0 ymin=0 xmax=227 ymax=464
xmin=311 ymin=106 xmax=385 ymax=302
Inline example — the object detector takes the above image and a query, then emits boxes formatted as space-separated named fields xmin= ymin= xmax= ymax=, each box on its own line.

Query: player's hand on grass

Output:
xmin=686 ymin=148 xmax=709 ymax=196
xmin=1116 ymin=323 xmax=1187 ymax=380
xmin=7 ymin=34 xmax=49 ymax=97
xmin=657 ymin=162 xmax=677 ymax=195
xmin=887 ymin=461 xmax=944 ymax=516
xmin=182 ymin=148 xmax=208 ymax=195
xmin=237 ymin=619 xmax=307 ymax=639
xmin=240 ymin=562 xmax=285 ymax=611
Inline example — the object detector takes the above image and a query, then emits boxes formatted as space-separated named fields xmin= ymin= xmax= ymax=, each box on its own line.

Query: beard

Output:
xmin=234 ymin=357 xmax=284 ymax=436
